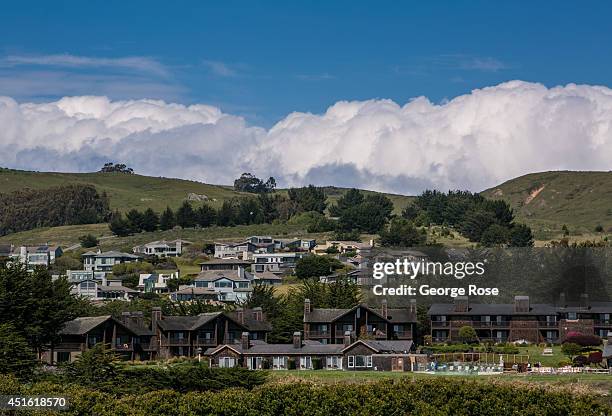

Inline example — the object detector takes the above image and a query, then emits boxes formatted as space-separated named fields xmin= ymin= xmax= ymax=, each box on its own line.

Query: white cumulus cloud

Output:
xmin=0 ymin=80 xmax=611 ymax=194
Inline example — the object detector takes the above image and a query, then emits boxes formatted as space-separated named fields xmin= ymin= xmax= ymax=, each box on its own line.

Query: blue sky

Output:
xmin=1 ymin=0 xmax=611 ymax=125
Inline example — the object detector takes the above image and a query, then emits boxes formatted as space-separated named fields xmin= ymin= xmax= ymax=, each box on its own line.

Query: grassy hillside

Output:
xmin=0 ymin=169 xmax=413 ymax=214
xmin=481 ymin=171 xmax=612 ymax=238
xmin=0 ymin=168 xmax=247 ymax=212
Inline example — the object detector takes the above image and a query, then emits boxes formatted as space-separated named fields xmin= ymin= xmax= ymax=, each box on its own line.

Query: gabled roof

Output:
xmin=304 ymin=304 xmax=390 ymax=323
xmin=195 ymin=270 xmax=248 ymax=282
xmin=170 ymin=287 xmax=217 ymax=296
xmin=156 ymin=313 xmax=225 ymax=331
xmin=342 ymin=339 xmax=414 ymax=354
xmin=204 ymin=341 xmax=344 ymax=356
xmin=59 ymin=316 xmax=112 ymax=335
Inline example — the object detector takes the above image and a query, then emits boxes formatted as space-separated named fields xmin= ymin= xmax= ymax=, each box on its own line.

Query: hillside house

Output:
xmin=132 ymin=239 xmax=190 ymax=257
xmin=82 ymin=250 xmax=141 ymax=272
xmin=252 ymin=252 xmax=306 ymax=274
xmin=10 ymin=245 xmax=63 ymax=268
xmin=138 ymin=271 xmax=179 ymax=293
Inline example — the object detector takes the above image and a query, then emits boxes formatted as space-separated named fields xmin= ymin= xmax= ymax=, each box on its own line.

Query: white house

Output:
xmin=82 ymin=251 xmax=141 ymax=272
xmin=252 ymin=252 xmax=306 ymax=274
xmin=10 ymin=245 xmax=63 ymax=268
xmin=138 ymin=272 xmax=179 ymax=293
xmin=192 ymin=270 xmax=252 ymax=302
xmin=64 ymin=272 xmax=137 ymax=301
xmin=132 ymin=239 xmax=190 ymax=257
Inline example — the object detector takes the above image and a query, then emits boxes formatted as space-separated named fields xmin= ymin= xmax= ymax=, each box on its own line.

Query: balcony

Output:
xmin=594 ymin=320 xmax=612 ymax=326
xmin=364 ymin=330 xmax=387 ymax=339
xmin=194 ymin=337 xmax=217 ymax=346
xmin=537 ymin=321 xmax=559 ymax=328
xmin=164 ymin=338 xmax=190 ymax=346
xmin=393 ymin=331 xmax=412 ymax=339
xmin=113 ymin=341 xmax=134 ymax=351
xmin=306 ymin=330 xmax=331 ymax=338
xmin=138 ymin=342 xmax=157 ymax=351
xmin=431 ymin=321 xmax=450 ymax=328
xmin=471 ymin=321 xmax=511 ymax=328
xmin=54 ymin=342 xmax=84 ymax=351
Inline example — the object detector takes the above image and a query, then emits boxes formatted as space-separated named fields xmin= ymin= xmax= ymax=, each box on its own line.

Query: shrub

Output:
xmin=563 ymin=334 xmax=602 ymax=346
xmin=572 ymin=355 xmax=588 ymax=367
xmin=587 ymin=351 xmax=603 ymax=364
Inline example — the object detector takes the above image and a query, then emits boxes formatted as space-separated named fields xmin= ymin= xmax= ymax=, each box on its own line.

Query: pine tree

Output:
xmin=0 ymin=323 xmax=38 ymax=380
xmin=176 ymin=201 xmax=197 ymax=228
xmin=159 ymin=206 xmax=176 ymax=230
xmin=108 ymin=211 xmax=132 ymax=236
xmin=141 ymin=208 xmax=160 ymax=232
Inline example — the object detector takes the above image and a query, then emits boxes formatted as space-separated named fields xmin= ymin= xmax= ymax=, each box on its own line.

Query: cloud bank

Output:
xmin=0 ymin=81 xmax=611 ymax=194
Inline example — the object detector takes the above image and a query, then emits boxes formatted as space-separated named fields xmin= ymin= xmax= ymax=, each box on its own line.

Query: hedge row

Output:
xmin=1 ymin=375 xmax=608 ymax=416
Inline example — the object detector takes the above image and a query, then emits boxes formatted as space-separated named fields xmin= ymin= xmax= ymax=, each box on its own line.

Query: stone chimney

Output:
xmin=241 ymin=332 xmax=250 ymax=350
xmin=381 ymin=299 xmax=388 ymax=318
xmin=454 ymin=296 xmax=469 ymax=313
xmin=514 ymin=296 xmax=530 ymax=313
xmin=132 ymin=311 xmax=144 ymax=327
xmin=252 ymin=307 xmax=263 ymax=321
xmin=343 ymin=330 xmax=352 ymax=347
xmin=293 ymin=331 xmax=302 ymax=349
xmin=409 ymin=299 xmax=417 ymax=314
xmin=580 ymin=293 xmax=589 ymax=309
xmin=304 ymin=298 xmax=311 ymax=315
xmin=151 ymin=307 xmax=162 ymax=330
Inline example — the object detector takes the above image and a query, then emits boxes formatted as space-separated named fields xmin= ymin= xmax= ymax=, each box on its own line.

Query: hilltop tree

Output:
xmin=159 ymin=207 xmax=176 ymax=230
xmin=334 ymin=190 xmax=394 ymax=234
xmin=233 ymin=173 xmax=276 ymax=193
xmin=126 ymin=209 xmax=145 ymax=233
xmin=329 ymin=188 xmax=364 ymax=217
xmin=99 ymin=162 xmax=134 ymax=174
xmin=480 ymin=224 xmax=511 ymax=247
xmin=288 ymin=185 xmax=327 ymax=213
xmin=79 ymin=234 xmax=99 ymax=248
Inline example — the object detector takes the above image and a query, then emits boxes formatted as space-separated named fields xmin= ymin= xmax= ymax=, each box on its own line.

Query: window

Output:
xmin=219 ymin=357 xmax=236 ymax=368
xmin=272 ymin=356 xmax=287 ymax=369
xmin=567 ymin=312 xmax=577 ymax=320
xmin=56 ymin=351 xmax=71 ymax=363
xmin=299 ymin=356 xmax=312 ymax=369
xmin=247 ymin=357 xmax=263 ymax=369
xmin=326 ymin=356 xmax=342 ymax=369
xmin=349 ymin=355 xmax=372 ymax=368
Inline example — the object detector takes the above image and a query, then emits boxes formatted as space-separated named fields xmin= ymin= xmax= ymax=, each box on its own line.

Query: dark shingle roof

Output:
xmin=156 ymin=313 xmax=223 ymax=331
xmin=59 ymin=316 xmax=111 ymax=335
xmin=386 ymin=308 xmax=417 ymax=323
xmin=205 ymin=342 xmax=344 ymax=356
xmin=304 ymin=304 xmax=407 ymax=323
xmin=427 ymin=303 xmax=558 ymax=316
xmin=343 ymin=340 xmax=414 ymax=353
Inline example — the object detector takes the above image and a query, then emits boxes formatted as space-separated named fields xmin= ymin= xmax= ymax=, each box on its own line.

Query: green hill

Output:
xmin=481 ymin=171 xmax=612 ymax=238
xmin=0 ymin=169 xmax=250 ymax=212
xmin=0 ymin=168 xmax=413 ymax=214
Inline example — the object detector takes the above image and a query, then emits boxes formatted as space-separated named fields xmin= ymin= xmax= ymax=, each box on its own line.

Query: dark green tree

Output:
xmin=295 ymin=255 xmax=343 ymax=279
xmin=216 ymin=200 xmax=237 ymax=226
xmin=329 ymin=188 xmax=364 ymax=217
xmin=0 ymin=323 xmax=38 ymax=380
xmin=141 ymin=208 xmax=160 ymax=232
xmin=236 ymin=198 xmax=264 ymax=225
xmin=288 ymin=185 xmax=327 ymax=213
xmin=196 ymin=204 xmax=217 ymax=227
xmin=379 ymin=218 xmax=426 ymax=247
xmin=480 ymin=224 xmax=511 ymax=247
xmin=79 ymin=234 xmax=99 ymax=248
xmin=159 ymin=206 xmax=176 ymax=231
xmin=126 ymin=209 xmax=145 ymax=233
xmin=233 ymin=173 xmax=276 ymax=193
xmin=509 ymin=223 xmax=534 ymax=247
xmin=459 ymin=208 xmax=496 ymax=242
xmin=108 ymin=211 xmax=132 ymax=236
xmin=176 ymin=201 xmax=197 ymax=228
xmin=64 ymin=343 xmax=122 ymax=390
xmin=0 ymin=264 xmax=83 ymax=355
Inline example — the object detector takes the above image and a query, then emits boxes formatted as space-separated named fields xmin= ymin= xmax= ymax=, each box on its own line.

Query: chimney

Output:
xmin=454 ymin=296 xmax=469 ymax=313
xmin=241 ymin=332 xmax=250 ymax=350
xmin=121 ymin=311 xmax=131 ymax=324
xmin=238 ymin=266 xmax=245 ymax=279
xmin=381 ymin=299 xmax=388 ymax=318
xmin=304 ymin=298 xmax=311 ymax=315
xmin=409 ymin=299 xmax=417 ymax=314
xmin=252 ymin=307 xmax=263 ymax=321
xmin=293 ymin=331 xmax=302 ymax=349
xmin=236 ymin=308 xmax=245 ymax=324
xmin=514 ymin=296 xmax=530 ymax=313
xmin=580 ymin=293 xmax=589 ymax=309
xmin=343 ymin=330 xmax=352 ymax=347
xmin=151 ymin=307 xmax=162 ymax=330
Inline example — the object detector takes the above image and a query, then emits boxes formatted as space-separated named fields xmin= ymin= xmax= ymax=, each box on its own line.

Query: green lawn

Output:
xmin=518 ymin=345 xmax=565 ymax=367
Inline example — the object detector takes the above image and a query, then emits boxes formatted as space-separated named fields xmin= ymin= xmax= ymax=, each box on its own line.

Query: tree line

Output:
xmin=402 ymin=190 xmax=534 ymax=247
xmin=0 ymin=184 xmax=111 ymax=236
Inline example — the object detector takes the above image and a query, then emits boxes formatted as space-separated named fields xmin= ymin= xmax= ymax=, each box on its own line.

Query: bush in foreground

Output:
xmin=0 ymin=375 xmax=607 ymax=416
